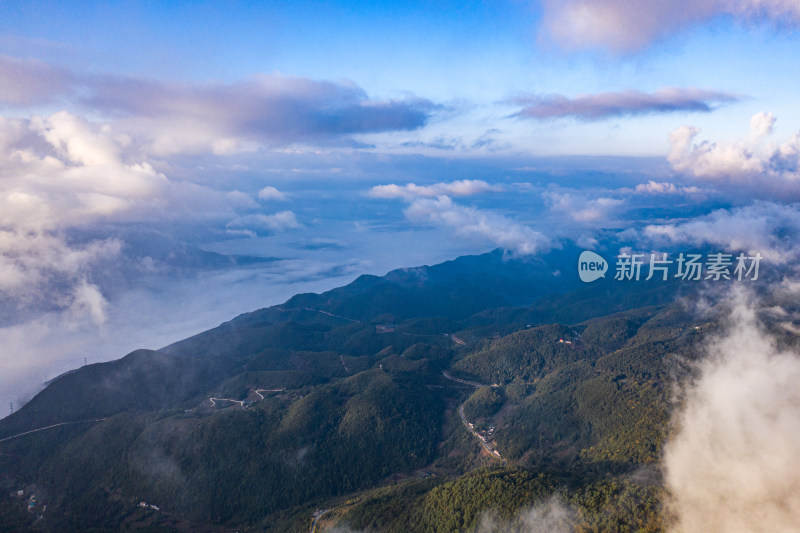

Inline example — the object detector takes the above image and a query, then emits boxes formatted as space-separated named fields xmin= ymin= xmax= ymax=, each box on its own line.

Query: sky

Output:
xmin=1 ymin=0 xmax=800 ymax=414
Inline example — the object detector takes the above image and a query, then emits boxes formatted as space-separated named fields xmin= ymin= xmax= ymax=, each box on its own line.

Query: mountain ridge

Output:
xmin=1 ymin=245 xmax=758 ymax=532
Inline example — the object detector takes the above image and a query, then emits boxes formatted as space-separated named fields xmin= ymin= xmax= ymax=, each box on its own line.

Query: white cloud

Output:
xmin=404 ymin=195 xmax=550 ymax=255
xmin=634 ymin=180 xmax=702 ymax=195
xmin=541 ymin=0 xmax=800 ymax=52
xmin=0 ymin=111 xmax=175 ymax=322
xmin=0 ymin=231 xmax=120 ymax=290
xmin=226 ymin=211 xmax=302 ymax=236
xmin=668 ymin=112 xmax=800 ymax=199
xmin=0 ymin=56 xmax=438 ymax=154
xmin=0 ymin=111 xmax=274 ymax=325
xmin=224 ymin=190 xmax=259 ymax=209
xmin=258 ymin=185 xmax=286 ymax=201
xmin=544 ymin=190 xmax=624 ymax=222
xmin=368 ymin=179 xmax=502 ymax=200
xmin=664 ymin=291 xmax=800 ymax=532
xmin=0 ymin=112 xmax=167 ymax=231
xmin=643 ymin=202 xmax=800 ymax=263
xmin=86 ymin=73 xmax=435 ymax=154
xmin=67 ymin=281 xmax=110 ymax=325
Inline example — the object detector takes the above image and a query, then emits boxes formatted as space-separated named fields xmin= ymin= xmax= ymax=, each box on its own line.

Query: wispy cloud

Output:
xmin=368 ymin=179 xmax=502 ymax=200
xmin=0 ymin=55 xmax=75 ymax=106
xmin=510 ymin=88 xmax=737 ymax=121
xmin=225 ymin=211 xmax=302 ymax=237
xmin=634 ymin=180 xmax=702 ymax=195
xmin=404 ymin=196 xmax=550 ymax=255
xmin=540 ymin=0 xmax=800 ymax=52
xmin=367 ymin=179 xmax=545 ymax=254
xmin=544 ymin=190 xmax=624 ymax=222
xmin=0 ymin=55 xmax=438 ymax=323
xmin=477 ymin=496 xmax=576 ymax=533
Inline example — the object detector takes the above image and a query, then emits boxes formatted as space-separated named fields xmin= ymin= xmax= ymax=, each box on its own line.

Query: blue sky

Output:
xmin=2 ymin=0 xmax=800 ymax=412
xmin=4 ymin=0 xmax=800 ymax=153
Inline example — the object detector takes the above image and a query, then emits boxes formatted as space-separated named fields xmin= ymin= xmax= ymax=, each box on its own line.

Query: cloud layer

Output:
xmin=512 ymin=88 xmax=737 ymax=121
xmin=541 ymin=0 xmax=800 ymax=52
xmin=0 ymin=57 xmax=438 ymax=324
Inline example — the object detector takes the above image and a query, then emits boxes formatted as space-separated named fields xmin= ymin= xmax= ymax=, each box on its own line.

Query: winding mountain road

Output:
xmin=442 ymin=371 xmax=502 ymax=459
xmin=208 ymin=397 xmax=244 ymax=408
xmin=0 ymin=418 xmax=107 ymax=443
xmin=442 ymin=370 xmax=484 ymax=388
xmin=310 ymin=508 xmax=332 ymax=532
xmin=209 ymin=388 xmax=285 ymax=408
xmin=458 ymin=404 xmax=502 ymax=459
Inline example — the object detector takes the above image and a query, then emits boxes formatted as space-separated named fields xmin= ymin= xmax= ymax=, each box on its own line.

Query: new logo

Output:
xmin=578 ymin=251 xmax=608 ymax=283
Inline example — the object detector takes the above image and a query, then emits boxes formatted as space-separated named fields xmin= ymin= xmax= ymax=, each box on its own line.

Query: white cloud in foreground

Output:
xmin=668 ymin=112 xmax=800 ymax=199
xmin=368 ymin=179 xmax=501 ymax=200
xmin=404 ymin=196 xmax=550 ymax=255
xmin=643 ymin=202 xmax=800 ymax=263
xmin=664 ymin=291 xmax=800 ymax=532
xmin=541 ymin=0 xmax=800 ymax=52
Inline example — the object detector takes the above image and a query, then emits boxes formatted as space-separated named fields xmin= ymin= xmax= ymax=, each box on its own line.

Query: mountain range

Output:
xmin=0 ymin=245 xmax=780 ymax=532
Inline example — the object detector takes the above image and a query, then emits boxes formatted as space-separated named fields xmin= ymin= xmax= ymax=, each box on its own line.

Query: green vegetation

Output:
xmin=453 ymin=324 xmax=600 ymax=384
xmin=571 ymin=478 xmax=666 ymax=532
xmin=8 ymin=370 xmax=442 ymax=530
xmin=336 ymin=469 xmax=667 ymax=533
xmin=463 ymin=386 xmax=505 ymax=420
xmin=1 ymin=248 xmax=733 ymax=531
xmin=342 ymin=468 xmax=555 ymax=533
